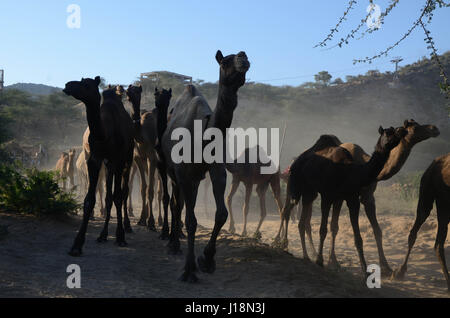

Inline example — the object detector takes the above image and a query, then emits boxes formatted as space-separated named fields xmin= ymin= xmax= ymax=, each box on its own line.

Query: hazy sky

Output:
xmin=0 ymin=0 xmax=449 ymax=87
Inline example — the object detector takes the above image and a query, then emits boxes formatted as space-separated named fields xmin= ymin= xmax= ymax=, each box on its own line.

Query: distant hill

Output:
xmin=5 ymin=83 xmax=62 ymax=95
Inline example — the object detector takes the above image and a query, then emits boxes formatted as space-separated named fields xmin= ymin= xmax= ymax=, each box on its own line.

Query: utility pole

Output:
xmin=0 ymin=69 xmax=4 ymax=91
xmin=390 ymin=57 xmax=403 ymax=81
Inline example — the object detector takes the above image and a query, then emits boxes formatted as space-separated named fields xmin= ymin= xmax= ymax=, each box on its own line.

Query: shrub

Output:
xmin=0 ymin=163 xmax=80 ymax=216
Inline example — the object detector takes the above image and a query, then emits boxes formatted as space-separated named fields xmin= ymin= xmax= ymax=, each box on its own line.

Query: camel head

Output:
xmin=68 ymin=148 xmax=76 ymax=161
xmin=376 ymin=126 xmax=407 ymax=153
xmin=63 ymin=76 xmax=101 ymax=105
xmin=215 ymin=50 xmax=250 ymax=90
xmin=102 ymin=85 xmax=124 ymax=102
xmin=126 ymin=84 xmax=143 ymax=106
xmin=154 ymin=87 xmax=172 ymax=110
xmin=402 ymin=119 xmax=440 ymax=145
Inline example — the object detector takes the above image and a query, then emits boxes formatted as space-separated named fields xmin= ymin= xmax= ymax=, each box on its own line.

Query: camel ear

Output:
xmin=94 ymin=76 xmax=101 ymax=86
xmin=108 ymin=84 xmax=112 ymax=89
xmin=403 ymin=120 xmax=409 ymax=128
xmin=128 ymin=84 xmax=132 ymax=89
xmin=155 ymin=87 xmax=158 ymax=93
xmin=169 ymin=88 xmax=172 ymax=95
xmin=215 ymin=50 xmax=224 ymax=64
xmin=378 ymin=126 xmax=384 ymax=135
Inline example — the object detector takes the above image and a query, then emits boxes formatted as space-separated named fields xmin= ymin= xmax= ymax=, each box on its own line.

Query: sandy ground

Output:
xmin=0 ymin=201 xmax=448 ymax=298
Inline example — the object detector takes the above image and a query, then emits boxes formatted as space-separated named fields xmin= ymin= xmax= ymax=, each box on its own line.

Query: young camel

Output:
xmin=225 ymin=146 xmax=283 ymax=238
xmin=393 ymin=153 xmax=450 ymax=292
xmin=274 ymin=119 xmax=439 ymax=276
xmin=160 ymin=50 xmax=250 ymax=282
xmin=126 ymin=85 xmax=171 ymax=234
xmin=276 ymin=127 xmax=406 ymax=276
xmin=55 ymin=149 xmax=76 ymax=189
xmin=63 ymin=77 xmax=135 ymax=255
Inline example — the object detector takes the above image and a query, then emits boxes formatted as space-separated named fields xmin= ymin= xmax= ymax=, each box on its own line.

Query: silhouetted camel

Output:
xmin=225 ymin=146 xmax=282 ymax=238
xmin=393 ymin=153 xmax=449 ymax=292
xmin=276 ymin=127 xmax=406 ymax=276
xmin=63 ymin=77 xmax=135 ymax=255
xmin=275 ymin=120 xmax=439 ymax=276
xmin=160 ymin=50 xmax=250 ymax=282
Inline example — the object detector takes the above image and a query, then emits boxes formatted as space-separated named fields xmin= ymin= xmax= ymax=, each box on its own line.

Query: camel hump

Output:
xmin=340 ymin=143 xmax=369 ymax=164
xmin=311 ymin=134 xmax=342 ymax=152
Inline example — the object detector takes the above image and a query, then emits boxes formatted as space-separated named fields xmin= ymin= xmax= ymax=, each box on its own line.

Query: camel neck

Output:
xmin=361 ymin=148 xmax=391 ymax=187
xmin=130 ymin=100 xmax=141 ymax=121
xmin=376 ymin=139 xmax=411 ymax=181
xmin=209 ymin=85 xmax=238 ymax=134
xmin=156 ymin=106 xmax=168 ymax=143
xmin=84 ymin=100 xmax=104 ymax=141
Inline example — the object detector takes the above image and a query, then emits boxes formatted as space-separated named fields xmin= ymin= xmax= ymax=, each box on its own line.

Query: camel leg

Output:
xmin=361 ymin=192 xmax=392 ymax=276
xmin=253 ymin=182 xmax=269 ymax=239
xmin=69 ymin=157 xmax=101 ymax=256
xmin=316 ymin=196 xmax=332 ymax=267
xmin=113 ymin=168 xmax=127 ymax=247
xmin=178 ymin=175 xmax=200 ymax=283
xmin=394 ymin=183 xmax=434 ymax=279
xmin=273 ymin=189 xmax=296 ymax=249
xmin=434 ymin=199 xmax=450 ymax=292
xmin=157 ymin=161 xmax=171 ymax=241
xmin=135 ymin=158 xmax=148 ymax=226
xmin=127 ymin=162 xmax=137 ymax=218
xmin=167 ymin=181 xmax=183 ymax=252
xmin=241 ymin=183 xmax=253 ymax=237
xmin=97 ymin=165 xmax=106 ymax=217
xmin=328 ymin=199 xmax=343 ymax=269
xmin=146 ymin=159 xmax=157 ymax=231
xmin=97 ymin=168 xmax=113 ymax=242
xmin=203 ymin=173 xmax=210 ymax=220
xmin=346 ymin=196 xmax=367 ymax=276
xmin=305 ymin=193 xmax=318 ymax=258
xmin=270 ymin=174 xmax=283 ymax=218
xmin=157 ymin=176 xmax=163 ymax=226
xmin=198 ymin=164 xmax=228 ymax=275
xmin=122 ymin=159 xmax=133 ymax=234
xmin=225 ymin=176 xmax=239 ymax=234
xmin=298 ymin=193 xmax=315 ymax=261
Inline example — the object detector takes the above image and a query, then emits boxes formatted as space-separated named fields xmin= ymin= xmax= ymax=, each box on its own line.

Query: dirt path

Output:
xmin=0 ymin=210 xmax=415 ymax=298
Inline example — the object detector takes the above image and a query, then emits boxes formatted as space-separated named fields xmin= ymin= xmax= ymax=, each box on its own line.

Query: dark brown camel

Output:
xmin=160 ymin=50 xmax=250 ymax=282
xmin=393 ymin=153 xmax=450 ymax=292
xmin=63 ymin=77 xmax=135 ymax=255
xmin=275 ymin=119 xmax=439 ymax=276
xmin=225 ymin=145 xmax=282 ymax=238
xmin=276 ymin=126 xmax=406 ymax=276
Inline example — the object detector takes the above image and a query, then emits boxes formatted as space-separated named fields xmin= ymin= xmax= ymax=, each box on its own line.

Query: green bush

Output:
xmin=0 ymin=163 xmax=80 ymax=216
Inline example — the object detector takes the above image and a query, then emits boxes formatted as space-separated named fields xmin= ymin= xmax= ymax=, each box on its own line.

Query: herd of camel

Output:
xmin=56 ymin=50 xmax=449 ymax=291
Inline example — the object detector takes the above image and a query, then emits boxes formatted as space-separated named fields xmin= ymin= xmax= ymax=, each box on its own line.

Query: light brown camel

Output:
xmin=76 ymin=145 xmax=106 ymax=217
xmin=55 ymin=149 xmax=76 ymax=189
xmin=275 ymin=119 xmax=440 ymax=276
xmin=393 ymin=153 xmax=450 ymax=292
xmin=225 ymin=145 xmax=282 ymax=238
xmin=276 ymin=126 xmax=406 ymax=276
xmin=63 ymin=77 xmax=135 ymax=255
xmin=160 ymin=50 xmax=250 ymax=282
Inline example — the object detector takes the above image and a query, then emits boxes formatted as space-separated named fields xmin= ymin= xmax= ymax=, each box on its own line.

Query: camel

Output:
xmin=160 ymin=50 xmax=250 ymax=282
xmin=393 ymin=153 xmax=450 ymax=292
xmin=55 ymin=149 xmax=76 ymax=189
xmin=63 ymin=77 xmax=135 ymax=255
xmin=126 ymin=85 xmax=171 ymax=234
xmin=274 ymin=119 xmax=440 ymax=276
xmin=276 ymin=126 xmax=406 ymax=276
xmin=225 ymin=145 xmax=283 ymax=238
xmin=76 ymin=146 xmax=106 ymax=217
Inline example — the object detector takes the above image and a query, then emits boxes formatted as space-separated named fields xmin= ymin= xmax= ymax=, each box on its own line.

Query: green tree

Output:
xmin=314 ymin=71 xmax=332 ymax=86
